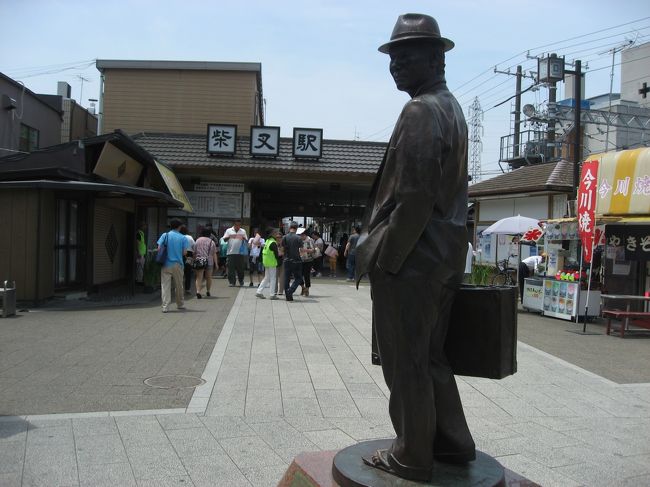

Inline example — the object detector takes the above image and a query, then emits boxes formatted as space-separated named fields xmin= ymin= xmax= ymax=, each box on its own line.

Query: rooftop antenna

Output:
xmin=75 ymin=75 xmax=91 ymax=106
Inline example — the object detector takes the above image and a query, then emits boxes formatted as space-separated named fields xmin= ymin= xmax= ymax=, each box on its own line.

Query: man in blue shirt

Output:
xmin=157 ymin=218 xmax=190 ymax=312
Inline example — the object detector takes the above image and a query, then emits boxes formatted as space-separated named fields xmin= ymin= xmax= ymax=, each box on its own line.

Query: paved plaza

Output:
xmin=1 ymin=279 xmax=650 ymax=486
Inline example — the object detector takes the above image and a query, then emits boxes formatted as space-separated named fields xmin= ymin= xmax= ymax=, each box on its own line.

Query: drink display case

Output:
xmin=541 ymin=278 xmax=600 ymax=320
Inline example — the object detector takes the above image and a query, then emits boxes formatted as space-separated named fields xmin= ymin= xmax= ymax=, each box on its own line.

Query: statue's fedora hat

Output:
xmin=378 ymin=13 xmax=454 ymax=54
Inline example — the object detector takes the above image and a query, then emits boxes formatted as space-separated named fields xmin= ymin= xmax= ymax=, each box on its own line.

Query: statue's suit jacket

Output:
xmin=356 ymin=81 xmax=468 ymax=285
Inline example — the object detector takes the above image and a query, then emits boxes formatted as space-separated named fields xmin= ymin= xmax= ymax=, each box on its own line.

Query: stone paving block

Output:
xmin=279 ymin=382 xmax=316 ymax=399
xmin=205 ymin=389 xmax=246 ymax=416
xmin=240 ymin=463 xmax=290 ymax=487
xmin=156 ymin=413 xmax=204 ymax=430
xmin=351 ymin=397 xmax=390 ymax=418
xmin=0 ymin=471 xmax=21 ymax=487
xmin=247 ymin=420 xmax=316 ymax=451
xmin=283 ymin=416 xmax=334 ymax=433
xmin=0 ymin=440 xmax=25 ymax=473
xmin=130 ymin=457 xmax=188 ymax=481
xmin=496 ymin=453 xmax=582 ymax=487
xmin=136 ymin=476 xmax=196 ymax=487
xmin=244 ymin=390 xmax=283 ymax=417
xmin=328 ymin=417 xmax=394 ymax=442
xmin=72 ymin=417 xmax=118 ymax=437
xmin=315 ymin=389 xmax=360 ymax=418
xmin=77 ymin=461 xmax=136 ymax=487
xmin=246 ymin=374 xmax=280 ymax=390
xmin=308 ymin=364 xmax=345 ymax=390
xmin=282 ymin=397 xmax=323 ymax=417
xmin=218 ymin=435 xmax=285 ymax=469
xmin=345 ymin=382 xmax=387 ymax=399
xmin=22 ymin=462 xmax=78 ymax=487
xmin=166 ymin=428 xmax=225 ymax=458
xmin=303 ymin=428 xmax=356 ymax=451
xmin=75 ymin=433 xmax=128 ymax=465
xmin=198 ymin=416 xmax=256 ymax=439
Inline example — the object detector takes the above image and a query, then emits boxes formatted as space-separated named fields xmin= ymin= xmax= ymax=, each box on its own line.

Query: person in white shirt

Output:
xmin=248 ymin=229 xmax=265 ymax=287
xmin=464 ymin=242 xmax=474 ymax=283
xmin=518 ymin=253 xmax=545 ymax=302
xmin=222 ymin=219 xmax=248 ymax=287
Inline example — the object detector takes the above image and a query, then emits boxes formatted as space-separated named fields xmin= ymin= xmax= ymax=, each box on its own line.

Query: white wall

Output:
xmin=622 ymin=42 xmax=650 ymax=109
xmin=479 ymin=196 xmax=549 ymax=222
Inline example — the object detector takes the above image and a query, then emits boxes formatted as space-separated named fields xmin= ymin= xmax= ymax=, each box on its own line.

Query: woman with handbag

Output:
xmin=194 ymin=228 xmax=218 ymax=299
xmin=298 ymin=228 xmax=315 ymax=296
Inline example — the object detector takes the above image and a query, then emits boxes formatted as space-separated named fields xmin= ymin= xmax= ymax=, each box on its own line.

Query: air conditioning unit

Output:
xmin=2 ymin=94 xmax=17 ymax=110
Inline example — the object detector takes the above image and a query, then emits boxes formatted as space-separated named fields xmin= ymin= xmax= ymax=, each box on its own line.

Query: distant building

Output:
xmin=0 ymin=130 xmax=189 ymax=304
xmin=621 ymin=42 xmax=650 ymax=109
xmin=0 ymin=74 xmax=98 ymax=158
xmin=56 ymin=82 xmax=98 ymax=143
xmin=96 ymin=60 xmax=263 ymax=135
xmin=0 ymin=72 xmax=62 ymax=157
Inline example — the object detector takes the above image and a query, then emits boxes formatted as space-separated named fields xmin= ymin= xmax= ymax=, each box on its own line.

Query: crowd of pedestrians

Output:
xmin=155 ymin=220 xmax=359 ymax=311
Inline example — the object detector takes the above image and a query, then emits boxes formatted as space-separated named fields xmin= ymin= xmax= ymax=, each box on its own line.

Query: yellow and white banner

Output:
xmin=154 ymin=161 xmax=193 ymax=212
xmin=593 ymin=148 xmax=650 ymax=216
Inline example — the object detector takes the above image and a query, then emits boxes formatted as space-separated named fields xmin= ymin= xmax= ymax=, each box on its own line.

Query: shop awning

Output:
xmin=154 ymin=160 xmax=193 ymax=212
xmin=0 ymin=180 xmax=183 ymax=207
xmin=590 ymin=147 xmax=650 ymax=216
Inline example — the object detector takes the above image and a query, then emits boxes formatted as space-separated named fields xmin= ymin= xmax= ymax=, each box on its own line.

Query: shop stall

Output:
xmin=540 ymin=218 xmax=602 ymax=320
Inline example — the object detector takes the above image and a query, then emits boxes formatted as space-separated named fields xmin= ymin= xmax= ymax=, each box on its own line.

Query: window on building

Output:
xmin=55 ymin=198 xmax=85 ymax=288
xmin=19 ymin=124 xmax=39 ymax=152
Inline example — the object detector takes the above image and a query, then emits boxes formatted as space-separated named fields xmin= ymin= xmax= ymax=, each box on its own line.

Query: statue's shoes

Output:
xmin=362 ymin=448 xmax=432 ymax=482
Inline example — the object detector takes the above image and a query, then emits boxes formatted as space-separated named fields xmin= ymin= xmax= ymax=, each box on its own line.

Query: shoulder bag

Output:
xmin=155 ymin=233 xmax=168 ymax=264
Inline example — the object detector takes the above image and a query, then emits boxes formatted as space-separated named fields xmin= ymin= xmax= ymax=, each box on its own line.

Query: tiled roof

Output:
xmin=469 ymin=160 xmax=574 ymax=198
xmin=132 ymin=133 xmax=386 ymax=175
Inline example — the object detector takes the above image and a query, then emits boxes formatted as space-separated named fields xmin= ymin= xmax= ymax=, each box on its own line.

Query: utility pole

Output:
xmin=547 ymin=78 xmax=557 ymax=157
xmin=513 ymin=66 xmax=522 ymax=157
xmin=564 ymin=60 xmax=582 ymax=201
xmin=494 ymin=66 xmax=535 ymax=160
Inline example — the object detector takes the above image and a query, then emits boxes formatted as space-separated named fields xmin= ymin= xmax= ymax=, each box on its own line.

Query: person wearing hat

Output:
xmin=356 ymin=13 xmax=475 ymax=481
xmin=281 ymin=221 xmax=304 ymax=301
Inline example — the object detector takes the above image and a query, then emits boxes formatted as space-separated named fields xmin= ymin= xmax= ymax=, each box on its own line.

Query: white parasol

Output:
xmin=482 ymin=215 xmax=540 ymax=235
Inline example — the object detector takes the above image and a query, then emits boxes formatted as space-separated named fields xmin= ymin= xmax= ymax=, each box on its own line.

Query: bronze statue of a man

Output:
xmin=356 ymin=13 xmax=475 ymax=482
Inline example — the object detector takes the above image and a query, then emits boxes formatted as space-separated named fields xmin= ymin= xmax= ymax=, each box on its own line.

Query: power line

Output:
xmin=451 ymin=17 xmax=650 ymax=94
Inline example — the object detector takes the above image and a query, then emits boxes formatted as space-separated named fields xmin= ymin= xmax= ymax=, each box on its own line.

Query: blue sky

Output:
xmin=1 ymin=0 xmax=648 ymax=179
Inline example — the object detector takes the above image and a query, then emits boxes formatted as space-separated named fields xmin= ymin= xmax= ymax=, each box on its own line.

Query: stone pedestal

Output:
xmin=278 ymin=440 xmax=540 ymax=487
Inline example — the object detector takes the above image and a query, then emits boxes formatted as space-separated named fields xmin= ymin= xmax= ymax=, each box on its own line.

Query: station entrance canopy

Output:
xmin=133 ymin=132 xmax=387 ymax=221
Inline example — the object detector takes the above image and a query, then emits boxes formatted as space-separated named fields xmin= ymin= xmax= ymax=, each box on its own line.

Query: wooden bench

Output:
xmin=603 ymin=309 xmax=650 ymax=338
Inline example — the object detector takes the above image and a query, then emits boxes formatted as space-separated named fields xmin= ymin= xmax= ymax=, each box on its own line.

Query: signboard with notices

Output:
xmin=185 ymin=191 xmax=242 ymax=218
xmin=193 ymin=182 xmax=244 ymax=193
xmin=522 ymin=278 xmax=543 ymax=312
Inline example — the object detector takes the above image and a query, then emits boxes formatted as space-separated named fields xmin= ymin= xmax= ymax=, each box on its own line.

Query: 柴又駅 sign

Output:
xmin=207 ymin=124 xmax=237 ymax=155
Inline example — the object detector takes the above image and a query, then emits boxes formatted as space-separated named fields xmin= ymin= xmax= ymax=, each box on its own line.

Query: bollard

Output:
xmin=0 ymin=280 xmax=16 ymax=318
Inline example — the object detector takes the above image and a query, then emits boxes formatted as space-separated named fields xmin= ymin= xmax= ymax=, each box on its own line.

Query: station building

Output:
xmin=96 ymin=59 xmax=383 ymax=244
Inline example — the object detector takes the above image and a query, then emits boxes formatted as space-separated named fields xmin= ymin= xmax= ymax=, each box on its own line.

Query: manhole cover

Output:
xmin=144 ymin=375 xmax=206 ymax=389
